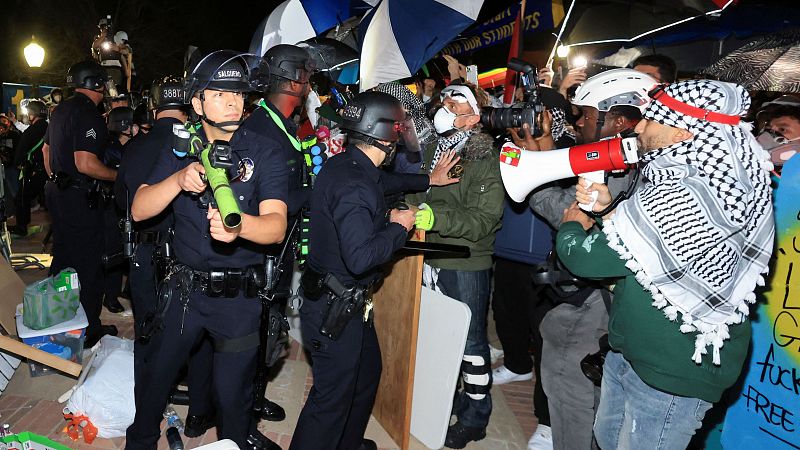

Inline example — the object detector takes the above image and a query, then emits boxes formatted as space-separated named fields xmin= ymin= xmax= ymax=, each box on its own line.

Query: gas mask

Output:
xmin=756 ymin=129 xmax=800 ymax=166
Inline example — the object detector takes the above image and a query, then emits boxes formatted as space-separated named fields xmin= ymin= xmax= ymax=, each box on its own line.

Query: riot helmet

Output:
xmin=150 ymin=75 xmax=186 ymax=111
xmin=184 ymin=50 xmax=255 ymax=129
xmin=67 ymin=60 xmax=108 ymax=90
xmin=262 ymin=44 xmax=315 ymax=85
xmin=107 ymin=106 xmax=134 ymax=133
xmin=340 ymin=91 xmax=421 ymax=161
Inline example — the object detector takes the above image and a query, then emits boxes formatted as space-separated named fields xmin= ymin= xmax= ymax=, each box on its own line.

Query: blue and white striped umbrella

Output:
xmin=359 ymin=0 xmax=484 ymax=90
xmin=249 ymin=0 xmax=376 ymax=57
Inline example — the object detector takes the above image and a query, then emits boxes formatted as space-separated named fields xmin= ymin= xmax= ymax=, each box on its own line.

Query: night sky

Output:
xmin=1 ymin=0 xmax=282 ymax=90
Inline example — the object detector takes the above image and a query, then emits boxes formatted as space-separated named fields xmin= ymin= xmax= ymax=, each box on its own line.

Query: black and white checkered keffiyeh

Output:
xmin=375 ymin=82 xmax=437 ymax=146
xmin=603 ymin=79 xmax=775 ymax=365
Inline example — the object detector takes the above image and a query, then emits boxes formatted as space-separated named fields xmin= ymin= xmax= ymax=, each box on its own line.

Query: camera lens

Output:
xmin=480 ymin=107 xmax=540 ymax=136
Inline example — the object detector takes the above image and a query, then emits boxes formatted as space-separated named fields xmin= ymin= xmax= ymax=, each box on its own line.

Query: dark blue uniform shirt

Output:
xmin=115 ymin=117 xmax=181 ymax=233
xmin=308 ymin=145 xmax=428 ymax=286
xmin=237 ymin=101 xmax=309 ymax=216
xmin=145 ymin=126 xmax=289 ymax=271
xmin=46 ymin=92 xmax=107 ymax=180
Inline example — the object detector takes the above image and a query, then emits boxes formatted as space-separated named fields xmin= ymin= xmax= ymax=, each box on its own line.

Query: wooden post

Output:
xmin=372 ymin=230 xmax=425 ymax=450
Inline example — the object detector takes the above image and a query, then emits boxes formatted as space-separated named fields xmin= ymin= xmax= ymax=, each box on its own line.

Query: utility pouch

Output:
xmin=225 ymin=268 xmax=243 ymax=298
xmin=208 ymin=270 xmax=226 ymax=297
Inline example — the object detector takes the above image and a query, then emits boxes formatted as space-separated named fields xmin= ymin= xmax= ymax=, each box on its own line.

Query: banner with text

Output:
xmin=2 ymin=83 xmax=56 ymax=117
xmin=440 ymin=0 xmax=558 ymax=57
xmin=720 ymin=155 xmax=800 ymax=450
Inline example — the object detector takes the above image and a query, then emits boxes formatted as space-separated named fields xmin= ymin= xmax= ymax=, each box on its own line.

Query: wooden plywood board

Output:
xmin=0 ymin=258 xmax=25 ymax=335
xmin=372 ymin=230 xmax=425 ymax=450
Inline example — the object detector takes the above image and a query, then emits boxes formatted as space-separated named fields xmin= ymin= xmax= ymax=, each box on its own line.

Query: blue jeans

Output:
xmin=436 ymin=268 xmax=492 ymax=429
xmin=594 ymin=351 xmax=712 ymax=450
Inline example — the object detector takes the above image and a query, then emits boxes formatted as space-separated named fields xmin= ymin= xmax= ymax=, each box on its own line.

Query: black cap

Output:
xmin=263 ymin=44 xmax=315 ymax=84
xmin=150 ymin=75 xmax=186 ymax=111
xmin=67 ymin=60 xmax=108 ymax=90
xmin=340 ymin=91 xmax=406 ymax=143
xmin=184 ymin=50 xmax=251 ymax=100
xmin=107 ymin=106 xmax=134 ymax=132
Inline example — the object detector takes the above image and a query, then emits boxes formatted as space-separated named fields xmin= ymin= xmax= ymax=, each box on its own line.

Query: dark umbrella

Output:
xmin=702 ymin=29 xmax=800 ymax=93
xmin=558 ymin=0 xmax=736 ymax=47
xmin=299 ymin=37 xmax=359 ymax=73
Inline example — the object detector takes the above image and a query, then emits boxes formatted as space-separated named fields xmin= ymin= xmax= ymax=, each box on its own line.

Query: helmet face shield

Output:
xmin=397 ymin=116 xmax=421 ymax=153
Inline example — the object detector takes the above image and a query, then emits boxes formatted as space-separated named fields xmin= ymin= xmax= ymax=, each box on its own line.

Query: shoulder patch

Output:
xmin=86 ymin=128 xmax=97 ymax=139
xmin=239 ymin=157 xmax=255 ymax=182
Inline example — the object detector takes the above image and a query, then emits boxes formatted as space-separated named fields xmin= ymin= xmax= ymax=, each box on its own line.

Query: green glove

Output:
xmin=415 ymin=203 xmax=435 ymax=231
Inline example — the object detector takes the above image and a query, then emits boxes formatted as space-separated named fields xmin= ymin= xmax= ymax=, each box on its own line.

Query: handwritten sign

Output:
xmin=721 ymin=155 xmax=800 ymax=449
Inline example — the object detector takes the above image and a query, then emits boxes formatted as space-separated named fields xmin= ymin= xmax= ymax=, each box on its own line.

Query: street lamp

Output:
xmin=24 ymin=36 xmax=45 ymax=98
xmin=24 ymin=36 xmax=45 ymax=68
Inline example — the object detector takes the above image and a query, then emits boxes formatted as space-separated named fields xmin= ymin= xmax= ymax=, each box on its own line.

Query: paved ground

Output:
xmin=2 ymin=209 xmax=540 ymax=449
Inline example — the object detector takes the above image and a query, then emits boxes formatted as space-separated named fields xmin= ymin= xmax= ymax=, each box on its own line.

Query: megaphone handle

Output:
xmin=578 ymin=170 xmax=605 ymax=212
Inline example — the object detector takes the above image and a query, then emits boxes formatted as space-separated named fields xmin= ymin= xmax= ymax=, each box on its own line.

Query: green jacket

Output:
xmin=407 ymin=133 xmax=504 ymax=271
xmin=555 ymin=221 xmax=751 ymax=403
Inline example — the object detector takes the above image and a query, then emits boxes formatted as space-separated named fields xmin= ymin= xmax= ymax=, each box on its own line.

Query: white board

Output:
xmin=410 ymin=287 xmax=471 ymax=449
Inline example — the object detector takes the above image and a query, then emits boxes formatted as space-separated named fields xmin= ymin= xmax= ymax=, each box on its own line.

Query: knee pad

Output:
xmin=461 ymin=354 xmax=490 ymax=400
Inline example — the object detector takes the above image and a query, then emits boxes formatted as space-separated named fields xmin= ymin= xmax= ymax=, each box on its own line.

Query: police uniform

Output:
xmin=12 ymin=117 xmax=48 ymax=232
xmin=114 ymin=116 xmax=214 ymax=418
xmin=45 ymin=91 xmax=109 ymax=337
xmin=125 ymin=123 xmax=289 ymax=449
xmin=290 ymin=145 xmax=428 ymax=450
xmin=101 ymin=136 xmax=127 ymax=311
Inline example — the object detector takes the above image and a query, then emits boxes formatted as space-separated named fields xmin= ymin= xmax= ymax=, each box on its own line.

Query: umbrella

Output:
xmin=702 ymin=29 xmax=800 ymax=93
xmin=556 ymin=0 xmax=736 ymax=48
xmin=358 ymin=0 xmax=484 ymax=90
xmin=249 ymin=0 xmax=376 ymax=57
xmin=299 ymin=37 xmax=361 ymax=85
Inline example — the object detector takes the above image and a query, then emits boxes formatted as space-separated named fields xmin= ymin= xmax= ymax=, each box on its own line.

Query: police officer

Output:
xmin=102 ymin=106 xmax=137 ymax=314
xmin=290 ymin=91 xmax=454 ymax=450
xmin=43 ymin=60 xmax=118 ymax=347
xmin=10 ymin=100 xmax=48 ymax=236
xmin=125 ymin=50 xmax=288 ymax=449
xmin=116 ymin=75 xmax=216 ymax=440
xmin=238 ymin=43 xmax=315 ymax=427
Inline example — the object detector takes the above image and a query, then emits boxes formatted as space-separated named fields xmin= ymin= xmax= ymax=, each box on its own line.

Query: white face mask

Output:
xmin=305 ymin=89 xmax=322 ymax=129
xmin=756 ymin=130 xmax=800 ymax=166
xmin=433 ymin=105 xmax=459 ymax=134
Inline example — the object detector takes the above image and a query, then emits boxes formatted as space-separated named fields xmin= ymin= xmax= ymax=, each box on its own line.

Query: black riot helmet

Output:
xmin=150 ymin=75 xmax=186 ymax=111
xmin=132 ymin=104 xmax=152 ymax=130
xmin=183 ymin=50 xmax=253 ymax=101
xmin=262 ymin=44 xmax=315 ymax=87
xmin=23 ymin=100 xmax=48 ymax=120
xmin=340 ymin=91 xmax=421 ymax=158
xmin=67 ymin=60 xmax=108 ymax=90
xmin=107 ymin=106 xmax=134 ymax=133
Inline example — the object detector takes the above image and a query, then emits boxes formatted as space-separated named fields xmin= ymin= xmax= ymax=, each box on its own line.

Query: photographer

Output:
xmin=407 ymin=82 xmax=504 ymax=449
xmin=520 ymin=69 xmax=657 ymax=450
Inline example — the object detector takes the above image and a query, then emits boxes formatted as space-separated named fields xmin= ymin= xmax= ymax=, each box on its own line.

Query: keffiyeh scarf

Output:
xmin=375 ymin=82 xmax=437 ymax=146
xmin=604 ymin=80 xmax=775 ymax=365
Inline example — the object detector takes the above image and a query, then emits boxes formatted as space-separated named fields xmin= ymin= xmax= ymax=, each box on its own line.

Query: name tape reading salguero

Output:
xmin=721 ymin=155 xmax=800 ymax=450
xmin=440 ymin=0 xmax=557 ymax=57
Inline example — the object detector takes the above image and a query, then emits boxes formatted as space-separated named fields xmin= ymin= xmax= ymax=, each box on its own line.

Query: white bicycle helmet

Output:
xmin=572 ymin=68 xmax=658 ymax=113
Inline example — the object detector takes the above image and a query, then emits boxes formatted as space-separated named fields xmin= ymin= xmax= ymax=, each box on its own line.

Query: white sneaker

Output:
xmin=492 ymin=365 xmax=533 ymax=385
xmin=489 ymin=345 xmax=504 ymax=364
xmin=528 ymin=424 xmax=553 ymax=450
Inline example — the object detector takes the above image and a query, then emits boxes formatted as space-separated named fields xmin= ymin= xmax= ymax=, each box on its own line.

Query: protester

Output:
xmin=560 ymin=79 xmax=773 ymax=449
xmin=630 ymin=54 xmax=678 ymax=84
xmin=407 ymin=82 xmax=504 ymax=449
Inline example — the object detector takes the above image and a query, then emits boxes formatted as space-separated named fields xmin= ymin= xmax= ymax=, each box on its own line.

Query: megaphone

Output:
xmin=499 ymin=137 xmax=640 ymax=204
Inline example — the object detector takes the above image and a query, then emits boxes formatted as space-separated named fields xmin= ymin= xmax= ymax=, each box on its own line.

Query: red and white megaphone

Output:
xmin=499 ymin=137 xmax=640 ymax=209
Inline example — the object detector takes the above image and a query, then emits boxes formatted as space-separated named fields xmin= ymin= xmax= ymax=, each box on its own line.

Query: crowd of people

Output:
xmin=0 ymin=26 xmax=797 ymax=450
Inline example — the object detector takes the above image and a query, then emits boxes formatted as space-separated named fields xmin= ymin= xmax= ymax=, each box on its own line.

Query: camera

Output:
xmin=479 ymin=58 xmax=545 ymax=137
xmin=580 ymin=334 xmax=610 ymax=387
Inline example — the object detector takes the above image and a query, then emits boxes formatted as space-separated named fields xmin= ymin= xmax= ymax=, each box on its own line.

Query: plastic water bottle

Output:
xmin=163 ymin=406 xmax=184 ymax=433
